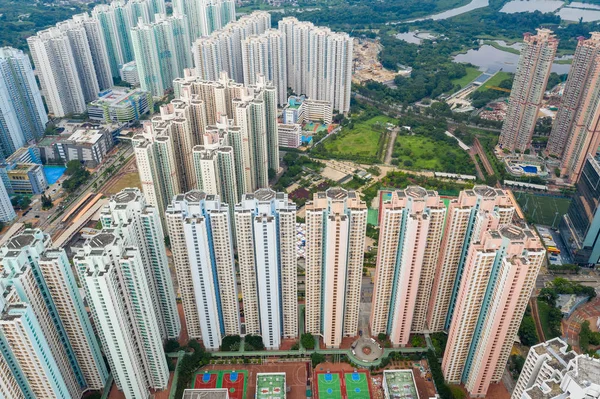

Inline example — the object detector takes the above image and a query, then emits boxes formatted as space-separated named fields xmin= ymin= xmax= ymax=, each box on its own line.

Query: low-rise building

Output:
xmin=88 ymin=88 xmax=152 ymax=124
xmin=0 ymin=162 xmax=47 ymax=194
xmin=283 ymin=95 xmax=333 ymax=125
xmin=120 ymin=61 xmax=140 ymax=85
xmin=277 ymin=123 xmax=302 ymax=148
xmin=383 ymin=370 xmax=420 ymax=399
xmin=182 ymin=389 xmax=229 ymax=399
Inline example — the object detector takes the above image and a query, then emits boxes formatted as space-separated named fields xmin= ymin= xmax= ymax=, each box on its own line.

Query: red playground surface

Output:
xmin=193 ymin=370 xmax=247 ymax=399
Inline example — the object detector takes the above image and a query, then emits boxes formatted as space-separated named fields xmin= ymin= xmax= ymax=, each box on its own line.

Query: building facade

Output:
xmin=370 ymin=187 xmax=446 ymax=346
xmin=88 ymin=88 xmax=152 ymax=123
xmin=166 ymin=191 xmax=241 ymax=350
xmin=442 ymin=225 xmax=545 ymax=397
xmin=0 ymin=47 xmax=47 ymax=160
xmin=428 ymin=186 xmax=515 ymax=332
xmin=305 ymin=188 xmax=367 ymax=348
xmin=235 ymin=189 xmax=297 ymax=349
xmin=0 ymin=177 xmax=15 ymax=223
xmin=499 ymin=29 xmax=558 ymax=152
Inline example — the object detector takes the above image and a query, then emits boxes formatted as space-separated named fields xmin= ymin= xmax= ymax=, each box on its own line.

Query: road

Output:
xmin=383 ymin=127 xmax=399 ymax=165
xmin=529 ymin=297 xmax=546 ymax=343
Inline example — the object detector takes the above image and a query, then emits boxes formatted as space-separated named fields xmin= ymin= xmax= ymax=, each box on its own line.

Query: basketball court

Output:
xmin=193 ymin=370 xmax=247 ymax=399
xmin=315 ymin=371 xmax=372 ymax=399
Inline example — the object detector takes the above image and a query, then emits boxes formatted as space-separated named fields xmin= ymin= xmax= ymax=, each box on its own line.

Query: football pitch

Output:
xmin=315 ymin=371 xmax=370 ymax=399
xmin=513 ymin=191 xmax=571 ymax=227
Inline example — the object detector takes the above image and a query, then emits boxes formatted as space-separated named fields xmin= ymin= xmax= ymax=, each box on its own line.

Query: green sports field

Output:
xmin=316 ymin=372 xmax=370 ymax=399
xmin=513 ymin=191 xmax=571 ymax=227
xmin=344 ymin=372 xmax=370 ymax=399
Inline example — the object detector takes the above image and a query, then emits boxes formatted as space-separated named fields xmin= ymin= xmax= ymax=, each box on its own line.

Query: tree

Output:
xmin=518 ymin=315 xmax=539 ymax=347
xmin=164 ymin=339 xmax=180 ymax=353
xmin=244 ymin=334 xmax=265 ymax=351
xmin=311 ymin=352 xmax=325 ymax=367
xmin=221 ymin=335 xmax=241 ymax=351
xmin=301 ymin=333 xmax=315 ymax=350
xmin=378 ymin=333 xmax=388 ymax=342
xmin=41 ymin=194 xmax=53 ymax=210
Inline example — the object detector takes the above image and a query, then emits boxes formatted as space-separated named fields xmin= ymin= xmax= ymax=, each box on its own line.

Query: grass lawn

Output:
xmin=451 ymin=66 xmax=481 ymax=89
xmin=484 ymin=40 xmax=520 ymax=55
xmin=392 ymin=134 xmax=475 ymax=174
xmin=537 ymin=299 xmax=559 ymax=340
xmin=513 ymin=192 xmax=571 ymax=227
xmin=477 ymin=71 xmax=513 ymax=92
xmin=103 ymin=172 xmax=141 ymax=195
xmin=322 ymin=115 xmax=394 ymax=162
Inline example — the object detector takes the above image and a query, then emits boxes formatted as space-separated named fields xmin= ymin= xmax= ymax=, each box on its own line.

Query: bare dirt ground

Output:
xmin=353 ymin=39 xmax=398 ymax=84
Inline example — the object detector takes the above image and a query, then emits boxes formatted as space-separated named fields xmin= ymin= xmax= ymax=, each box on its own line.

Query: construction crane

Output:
xmin=488 ymin=86 xmax=511 ymax=93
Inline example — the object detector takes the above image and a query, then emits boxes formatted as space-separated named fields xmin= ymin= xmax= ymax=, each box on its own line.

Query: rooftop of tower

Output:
xmin=568 ymin=355 xmax=600 ymax=389
xmin=112 ymin=189 xmax=138 ymax=204
xmin=533 ymin=338 xmax=576 ymax=371
xmin=6 ymin=234 xmax=34 ymax=250
xmin=499 ymin=224 xmax=526 ymax=240
xmin=184 ymin=191 xmax=207 ymax=203
xmin=405 ymin=186 xmax=428 ymax=198
xmin=182 ymin=389 xmax=229 ymax=399
xmin=89 ymin=233 xmax=116 ymax=248
xmin=473 ymin=185 xmax=498 ymax=198
xmin=326 ymin=187 xmax=348 ymax=200
xmin=253 ymin=188 xmax=276 ymax=202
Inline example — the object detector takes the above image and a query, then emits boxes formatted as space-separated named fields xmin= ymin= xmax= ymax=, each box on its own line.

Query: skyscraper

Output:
xmin=370 ymin=187 xmax=446 ymax=346
xmin=242 ymin=30 xmax=287 ymax=106
xmin=560 ymin=154 xmax=600 ymax=265
xmin=428 ymin=186 xmax=515 ymax=332
xmin=166 ymin=191 xmax=240 ymax=350
xmin=131 ymin=14 xmax=192 ymax=97
xmin=278 ymin=17 xmax=354 ymax=112
xmin=100 ymin=188 xmax=181 ymax=340
xmin=192 ymin=11 xmax=271 ymax=84
xmin=499 ymin=29 xmax=558 ymax=152
xmin=0 ymin=178 xmax=15 ymax=222
xmin=235 ymin=188 xmax=297 ymax=349
xmin=75 ymin=232 xmax=169 ymax=399
xmin=27 ymin=27 xmax=87 ymax=117
xmin=0 ymin=229 xmax=108 ymax=397
xmin=305 ymin=188 xmax=367 ymax=348
xmin=193 ymin=122 xmax=239 ymax=206
xmin=173 ymin=0 xmax=236 ymax=41
xmin=442 ymin=225 xmax=544 ymax=397
xmin=547 ymin=33 xmax=600 ymax=182
xmin=0 ymin=47 xmax=47 ymax=159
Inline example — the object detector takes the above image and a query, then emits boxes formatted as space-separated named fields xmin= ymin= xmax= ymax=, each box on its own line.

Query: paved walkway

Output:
xmin=351 ymin=337 xmax=384 ymax=362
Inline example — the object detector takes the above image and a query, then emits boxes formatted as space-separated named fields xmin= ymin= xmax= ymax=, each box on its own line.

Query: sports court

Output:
xmin=193 ymin=370 xmax=247 ymax=399
xmin=315 ymin=371 xmax=371 ymax=399
xmin=383 ymin=370 xmax=420 ymax=399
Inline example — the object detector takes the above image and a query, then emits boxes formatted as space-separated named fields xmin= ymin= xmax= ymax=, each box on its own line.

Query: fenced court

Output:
xmin=513 ymin=191 xmax=571 ymax=226
xmin=315 ymin=371 xmax=372 ymax=399
xmin=193 ymin=370 xmax=247 ymax=399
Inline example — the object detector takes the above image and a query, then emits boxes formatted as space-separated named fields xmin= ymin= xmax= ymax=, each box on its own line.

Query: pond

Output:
xmin=453 ymin=45 xmax=571 ymax=74
xmin=557 ymin=6 xmax=600 ymax=21
xmin=43 ymin=165 xmax=67 ymax=185
xmin=391 ymin=0 xmax=489 ymax=23
xmin=394 ymin=31 xmax=438 ymax=44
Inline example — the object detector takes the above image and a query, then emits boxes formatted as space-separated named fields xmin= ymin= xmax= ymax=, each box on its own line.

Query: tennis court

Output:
xmin=315 ymin=371 xmax=372 ymax=399
xmin=193 ymin=370 xmax=247 ymax=399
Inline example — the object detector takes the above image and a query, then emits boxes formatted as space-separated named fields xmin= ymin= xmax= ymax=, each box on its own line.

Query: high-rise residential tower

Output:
xmin=370 ymin=187 xmax=446 ymax=346
xmin=75 ymin=232 xmax=169 ymax=399
xmin=0 ymin=229 xmax=109 ymax=397
xmin=242 ymin=30 xmax=287 ymax=106
xmin=278 ymin=17 xmax=354 ymax=112
xmin=499 ymin=29 xmax=558 ymax=152
xmin=100 ymin=188 xmax=181 ymax=340
xmin=91 ymin=2 xmax=133 ymax=76
xmin=0 ymin=178 xmax=15 ymax=222
xmin=27 ymin=28 xmax=87 ymax=117
xmin=442 ymin=225 xmax=545 ymax=397
xmin=305 ymin=188 xmax=367 ymax=348
xmin=428 ymin=186 xmax=515 ymax=332
xmin=0 ymin=47 xmax=47 ymax=159
xmin=547 ymin=33 xmax=600 ymax=183
xmin=131 ymin=14 xmax=192 ymax=97
xmin=235 ymin=189 xmax=297 ymax=349
xmin=166 ymin=191 xmax=240 ymax=350
xmin=173 ymin=0 xmax=236 ymax=41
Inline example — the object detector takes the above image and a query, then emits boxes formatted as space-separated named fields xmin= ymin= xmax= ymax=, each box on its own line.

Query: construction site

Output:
xmin=353 ymin=38 xmax=408 ymax=85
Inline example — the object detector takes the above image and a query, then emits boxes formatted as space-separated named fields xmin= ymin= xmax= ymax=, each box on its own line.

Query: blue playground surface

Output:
xmin=43 ymin=165 xmax=66 ymax=185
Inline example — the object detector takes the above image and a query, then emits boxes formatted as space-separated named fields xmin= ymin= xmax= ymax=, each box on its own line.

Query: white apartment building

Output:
xmin=277 ymin=123 xmax=302 ymax=148
xmin=370 ymin=187 xmax=446 ymax=346
xmin=305 ymin=188 xmax=367 ymax=348
xmin=100 ymin=188 xmax=181 ymax=340
xmin=75 ymin=232 xmax=169 ymax=399
xmin=0 ymin=178 xmax=15 ymax=222
xmin=242 ymin=29 xmax=287 ymax=105
xmin=173 ymin=0 xmax=236 ymax=41
xmin=235 ymin=189 xmax=297 ymax=349
xmin=512 ymin=338 xmax=577 ymax=399
xmin=279 ymin=17 xmax=353 ymax=112
xmin=27 ymin=27 xmax=87 ymax=117
xmin=166 ymin=191 xmax=241 ymax=350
